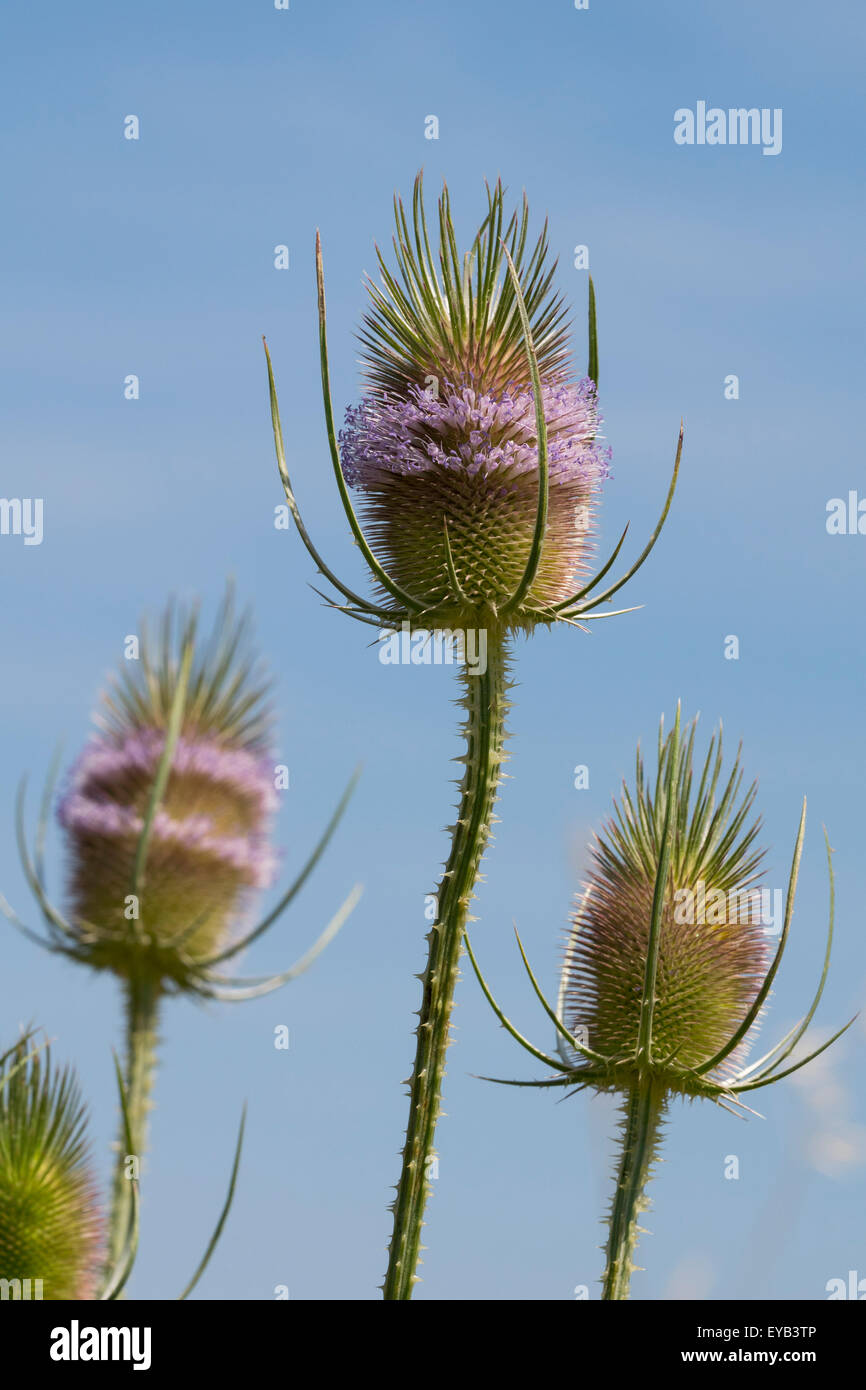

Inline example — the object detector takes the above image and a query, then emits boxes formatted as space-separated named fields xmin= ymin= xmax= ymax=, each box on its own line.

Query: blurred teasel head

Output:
xmin=55 ymin=589 xmax=277 ymax=988
xmin=2 ymin=593 xmax=360 ymax=1285
xmin=4 ymin=587 xmax=360 ymax=1003
xmin=0 ymin=1039 xmax=102 ymax=1300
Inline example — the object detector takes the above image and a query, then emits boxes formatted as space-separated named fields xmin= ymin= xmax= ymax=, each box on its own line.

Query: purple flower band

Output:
xmin=339 ymin=379 xmax=612 ymax=489
xmin=58 ymin=794 xmax=278 ymax=888
xmin=62 ymin=730 xmax=279 ymax=819
xmin=57 ymin=729 xmax=280 ymax=889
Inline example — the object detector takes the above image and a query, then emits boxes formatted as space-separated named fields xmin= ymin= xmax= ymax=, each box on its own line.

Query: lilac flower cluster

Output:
xmin=339 ymin=379 xmax=612 ymax=488
xmin=58 ymin=731 xmax=278 ymax=889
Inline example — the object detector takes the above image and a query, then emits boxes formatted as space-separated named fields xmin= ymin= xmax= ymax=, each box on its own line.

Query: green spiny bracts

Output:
xmin=0 ymin=1041 xmax=102 ymax=1300
xmin=98 ymin=586 xmax=273 ymax=751
xmin=358 ymin=178 xmax=572 ymax=399
xmin=264 ymin=173 xmax=683 ymax=1299
xmin=466 ymin=706 xmax=855 ymax=1299
xmin=563 ymin=714 xmax=769 ymax=1085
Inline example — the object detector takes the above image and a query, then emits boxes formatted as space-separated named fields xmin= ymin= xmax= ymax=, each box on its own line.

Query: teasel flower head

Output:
xmin=337 ymin=177 xmax=612 ymax=630
xmin=264 ymin=173 xmax=682 ymax=644
xmin=0 ymin=1039 xmax=102 ymax=1300
xmin=53 ymin=592 xmax=277 ymax=984
xmin=561 ymin=712 xmax=772 ymax=1085
xmin=2 ymin=588 xmax=361 ymax=1002
xmin=468 ymin=707 xmax=854 ymax=1110
xmin=466 ymin=708 xmax=855 ymax=1298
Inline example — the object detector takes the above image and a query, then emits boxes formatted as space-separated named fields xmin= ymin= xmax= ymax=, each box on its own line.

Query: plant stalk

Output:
xmin=383 ymin=632 xmax=509 ymax=1299
xmin=601 ymin=1077 xmax=666 ymax=1300
xmin=106 ymin=973 xmax=161 ymax=1273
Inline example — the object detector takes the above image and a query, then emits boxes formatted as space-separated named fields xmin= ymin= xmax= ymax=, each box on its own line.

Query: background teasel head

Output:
xmin=466 ymin=708 xmax=855 ymax=1297
xmin=265 ymin=172 xmax=682 ymax=645
xmin=3 ymin=587 xmax=360 ymax=1002
xmin=56 ymin=590 xmax=277 ymax=986
xmin=3 ymin=587 xmax=360 ymax=1276
xmin=0 ymin=1039 xmax=102 ymax=1300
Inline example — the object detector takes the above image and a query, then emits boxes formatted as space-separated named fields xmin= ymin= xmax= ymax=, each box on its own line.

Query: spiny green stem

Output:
xmin=383 ymin=632 xmax=509 ymax=1300
xmin=601 ymin=1078 xmax=665 ymax=1300
xmin=106 ymin=974 xmax=161 ymax=1274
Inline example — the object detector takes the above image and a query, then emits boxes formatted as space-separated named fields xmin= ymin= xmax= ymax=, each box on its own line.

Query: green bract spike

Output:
xmin=587 ymin=276 xmax=598 ymax=387
xmin=177 ymin=1109 xmax=246 ymax=1300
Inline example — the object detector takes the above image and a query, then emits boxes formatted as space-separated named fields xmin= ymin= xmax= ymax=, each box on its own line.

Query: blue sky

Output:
xmin=1 ymin=0 xmax=864 ymax=1299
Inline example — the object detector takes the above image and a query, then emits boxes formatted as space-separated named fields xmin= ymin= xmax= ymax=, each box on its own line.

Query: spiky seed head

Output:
xmin=57 ymin=590 xmax=278 ymax=987
xmin=561 ymin=715 xmax=769 ymax=1088
xmin=0 ymin=1042 xmax=102 ymax=1299
xmin=338 ymin=175 xmax=611 ymax=630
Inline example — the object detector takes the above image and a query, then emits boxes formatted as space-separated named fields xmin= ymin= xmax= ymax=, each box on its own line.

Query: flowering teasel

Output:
xmin=0 ymin=1038 xmax=103 ymax=1300
xmin=337 ymin=190 xmax=612 ymax=631
xmin=56 ymin=608 xmax=278 ymax=988
xmin=466 ymin=709 xmax=855 ymax=1299
xmin=1 ymin=589 xmax=360 ymax=1270
xmin=264 ymin=174 xmax=682 ymax=1298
